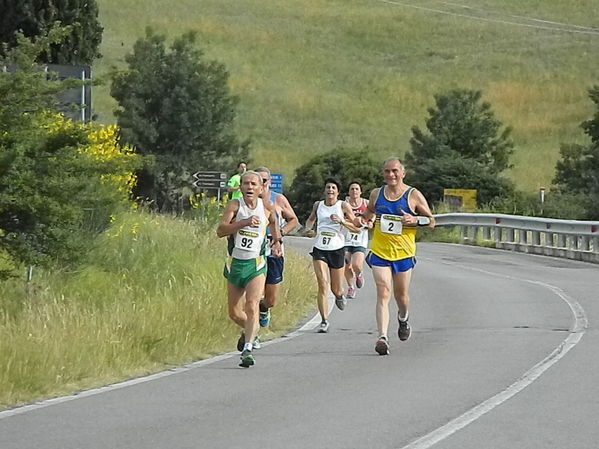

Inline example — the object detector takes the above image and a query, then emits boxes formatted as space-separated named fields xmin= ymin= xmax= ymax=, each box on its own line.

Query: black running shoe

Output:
xmin=237 ymin=331 xmax=245 ymax=352
xmin=398 ymin=318 xmax=411 ymax=341
xmin=375 ymin=336 xmax=390 ymax=355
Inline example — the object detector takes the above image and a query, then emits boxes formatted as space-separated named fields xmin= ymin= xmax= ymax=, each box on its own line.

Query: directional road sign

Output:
xmin=193 ymin=171 xmax=227 ymax=189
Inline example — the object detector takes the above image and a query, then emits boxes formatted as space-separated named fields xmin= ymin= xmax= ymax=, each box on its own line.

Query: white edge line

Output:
xmin=0 ymin=296 xmax=335 ymax=420
xmin=399 ymin=264 xmax=588 ymax=449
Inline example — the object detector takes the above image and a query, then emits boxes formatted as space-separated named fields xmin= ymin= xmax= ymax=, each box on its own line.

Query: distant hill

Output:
xmin=93 ymin=0 xmax=599 ymax=191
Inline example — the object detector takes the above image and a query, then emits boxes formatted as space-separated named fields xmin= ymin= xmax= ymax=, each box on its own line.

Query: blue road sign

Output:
xmin=270 ymin=173 xmax=283 ymax=193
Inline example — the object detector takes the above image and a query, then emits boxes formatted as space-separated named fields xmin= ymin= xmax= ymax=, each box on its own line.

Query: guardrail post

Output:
xmin=581 ymin=235 xmax=590 ymax=251
xmin=460 ymin=226 xmax=467 ymax=241
xmin=483 ymin=227 xmax=492 ymax=241
xmin=557 ymin=233 xmax=566 ymax=248
xmin=506 ymin=228 xmax=515 ymax=243
xmin=519 ymin=228 xmax=527 ymax=245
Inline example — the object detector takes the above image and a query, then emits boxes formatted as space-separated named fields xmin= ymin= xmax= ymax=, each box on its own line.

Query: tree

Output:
xmin=110 ymin=29 xmax=249 ymax=212
xmin=551 ymin=86 xmax=599 ymax=220
xmin=0 ymin=31 xmax=139 ymax=278
xmin=0 ymin=0 xmax=103 ymax=65
xmin=405 ymin=89 xmax=514 ymax=206
xmin=287 ymin=148 xmax=382 ymax=221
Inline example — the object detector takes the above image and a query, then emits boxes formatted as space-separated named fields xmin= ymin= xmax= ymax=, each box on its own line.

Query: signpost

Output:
xmin=193 ymin=171 xmax=228 ymax=201
xmin=270 ymin=173 xmax=284 ymax=193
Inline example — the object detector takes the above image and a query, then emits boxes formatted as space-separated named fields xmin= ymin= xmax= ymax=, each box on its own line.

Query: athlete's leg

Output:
xmin=351 ymin=251 xmax=365 ymax=278
xmin=392 ymin=269 xmax=413 ymax=319
xmin=344 ymin=251 xmax=355 ymax=288
xmin=372 ymin=266 xmax=393 ymax=337
xmin=227 ymin=282 xmax=247 ymax=328
xmin=312 ymin=259 xmax=330 ymax=321
xmin=329 ymin=266 xmax=345 ymax=298
xmin=243 ymin=274 xmax=266 ymax=346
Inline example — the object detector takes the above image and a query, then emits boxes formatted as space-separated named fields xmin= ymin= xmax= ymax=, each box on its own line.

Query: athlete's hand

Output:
xmin=400 ymin=212 xmax=416 ymax=226
xmin=361 ymin=218 xmax=374 ymax=229
xmin=270 ymin=241 xmax=282 ymax=258
xmin=247 ymin=215 xmax=261 ymax=227
xmin=305 ymin=229 xmax=315 ymax=238
xmin=330 ymin=214 xmax=343 ymax=224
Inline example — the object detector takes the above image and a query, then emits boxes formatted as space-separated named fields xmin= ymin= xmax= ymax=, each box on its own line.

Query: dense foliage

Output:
xmin=550 ymin=86 xmax=599 ymax=220
xmin=405 ymin=89 xmax=515 ymax=207
xmin=0 ymin=0 xmax=103 ymax=65
xmin=110 ymin=29 xmax=249 ymax=212
xmin=287 ymin=148 xmax=382 ymax=221
xmin=0 ymin=31 xmax=139 ymax=278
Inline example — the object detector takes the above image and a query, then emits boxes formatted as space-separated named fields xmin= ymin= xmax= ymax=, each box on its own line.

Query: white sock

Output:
xmin=398 ymin=312 xmax=409 ymax=322
xmin=243 ymin=342 xmax=253 ymax=351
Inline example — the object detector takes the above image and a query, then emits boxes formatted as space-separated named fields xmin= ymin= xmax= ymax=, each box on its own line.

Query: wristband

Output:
xmin=416 ymin=216 xmax=431 ymax=226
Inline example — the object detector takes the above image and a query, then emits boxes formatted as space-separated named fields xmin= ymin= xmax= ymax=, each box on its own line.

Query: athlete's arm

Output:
xmin=339 ymin=201 xmax=361 ymax=233
xmin=304 ymin=201 xmax=319 ymax=237
xmin=402 ymin=189 xmax=435 ymax=229
xmin=277 ymin=194 xmax=299 ymax=236
xmin=216 ymin=200 xmax=244 ymax=237
xmin=354 ymin=188 xmax=378 ymax=228
xmin=265 ymin=201 xmax=283 ymax=257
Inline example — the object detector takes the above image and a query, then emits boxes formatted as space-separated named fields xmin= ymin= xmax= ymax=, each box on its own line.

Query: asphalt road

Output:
xmin=1 ymin=239 xmax=597 ymax=449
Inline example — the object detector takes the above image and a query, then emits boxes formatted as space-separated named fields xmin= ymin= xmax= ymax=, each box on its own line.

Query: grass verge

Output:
xmin=0 ymin=211 xmax=316 ymax=409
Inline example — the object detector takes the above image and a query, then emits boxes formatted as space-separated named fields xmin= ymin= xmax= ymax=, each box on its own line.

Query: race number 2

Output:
xmin=380 ymin=214 xmax=403 ymax=235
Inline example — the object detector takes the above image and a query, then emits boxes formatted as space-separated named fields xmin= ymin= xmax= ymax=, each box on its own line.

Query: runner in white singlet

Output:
xmin=304 ymin=178 xmax=360 ymax=333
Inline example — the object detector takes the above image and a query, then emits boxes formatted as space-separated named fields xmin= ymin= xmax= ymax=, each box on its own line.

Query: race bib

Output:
xmin=348 ymin=232 xmax=360 ymax=242
xmin=319 ymin=231 xmax=338 ymax=249
xmin=380 ymin=214 xmax=403 ymax=235
xmin=235 ymin=229 xmax=260 ymax=251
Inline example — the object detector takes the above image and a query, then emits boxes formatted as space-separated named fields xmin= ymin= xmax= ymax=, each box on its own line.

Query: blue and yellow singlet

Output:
xmin=370 ymin=186 xmax=417 ymax=261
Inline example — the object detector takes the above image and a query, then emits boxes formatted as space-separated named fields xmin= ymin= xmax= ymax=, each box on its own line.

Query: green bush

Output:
xmin=287 ymin=148 xmax=382 ymax=221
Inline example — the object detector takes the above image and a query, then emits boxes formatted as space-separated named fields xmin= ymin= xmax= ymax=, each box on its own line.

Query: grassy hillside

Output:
xmin=94 ymin=0 xmax=599 ymax=192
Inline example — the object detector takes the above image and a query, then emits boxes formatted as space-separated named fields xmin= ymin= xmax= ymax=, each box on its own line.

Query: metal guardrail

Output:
xmin=433 ymin=213 xmax=599 ymax=264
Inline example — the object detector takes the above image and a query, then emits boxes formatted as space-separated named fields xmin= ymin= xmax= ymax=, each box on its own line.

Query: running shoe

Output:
xmin=239 ymin=349 xmax=255 ymax=368
xmin=237 ymin=331 xmax=245 ymax=352
xmin=375 ymin=336 xmax=390 ymax=355
xmin=398 ymin=317 xmax=411 ymax=341
xmin=317 ymin=320 xmax=329 ymax=333
xmin=346 ymin=287 xmax=356 ymax=299
xmin=356 ymin=273 xmax=364 ymax=289
xmin=259 ymin=309 xmax=271 ymax=327
xmin=252 ymin=336 xmax=261 ymax=350
xmin=335 ymin=295 xmax=347 ymax=311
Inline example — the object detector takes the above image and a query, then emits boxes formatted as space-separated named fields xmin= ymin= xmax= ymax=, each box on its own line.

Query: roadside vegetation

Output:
xmin=0 ymin=209 xmax=316 ymax=409
xmin=2 ymin=0 xmax=598 ymax=411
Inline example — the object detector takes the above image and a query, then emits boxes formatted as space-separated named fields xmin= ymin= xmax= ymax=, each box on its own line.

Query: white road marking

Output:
xmin=0 ymin=285 xmax=333 ymax=421
xmin=399 ymin=263 xmax=588 ymax=449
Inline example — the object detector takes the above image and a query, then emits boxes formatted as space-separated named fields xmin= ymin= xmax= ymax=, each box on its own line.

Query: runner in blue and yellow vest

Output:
xmin=356 ymin=158 xmax=435 ymax=356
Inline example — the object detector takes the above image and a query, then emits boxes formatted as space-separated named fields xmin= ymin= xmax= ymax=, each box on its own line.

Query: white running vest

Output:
xmin=314 ymin=200 xmax=345 ymax=251
xmin=232 ymin=197 xmax=268 ymax=260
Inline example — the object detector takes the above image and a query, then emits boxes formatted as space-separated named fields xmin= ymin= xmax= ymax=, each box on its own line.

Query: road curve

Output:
xmin=1 ymin=240 xmax=597 ymax=449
